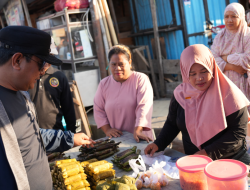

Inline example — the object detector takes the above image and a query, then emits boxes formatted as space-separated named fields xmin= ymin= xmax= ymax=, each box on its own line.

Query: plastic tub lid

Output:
xmin=204 ymin=159 xmax=248 ymax=181
xmin=176 ymin=155 xmax=212 ymax=173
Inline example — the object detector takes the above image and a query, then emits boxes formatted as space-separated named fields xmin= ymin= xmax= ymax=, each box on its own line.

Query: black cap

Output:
xmin=0 ymin=26 xmax=62 ymax=66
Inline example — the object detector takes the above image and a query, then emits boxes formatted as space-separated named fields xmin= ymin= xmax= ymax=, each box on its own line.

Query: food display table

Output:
xmin=64 ymin=131 xmax=250 ymax=190
xmin=64 ymin=132 xmax=185 ymax=190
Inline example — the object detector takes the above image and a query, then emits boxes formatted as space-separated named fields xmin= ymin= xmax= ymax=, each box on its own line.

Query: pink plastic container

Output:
xmin=204 ymin=159 xmax=248 ymax=190
xmin=176 ymin=155 xmax=212 ymax=190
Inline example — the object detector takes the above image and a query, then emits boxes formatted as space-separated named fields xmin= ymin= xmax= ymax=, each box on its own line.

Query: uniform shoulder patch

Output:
xmin=49 ymin=77 xmax=59 ymax=87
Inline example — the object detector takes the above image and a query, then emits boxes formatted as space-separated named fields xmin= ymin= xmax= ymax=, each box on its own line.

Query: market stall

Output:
xmin=51 ymin=131 xmax=250 ymax=190
xmin=62 ymin=131 xmax=185 ymax=190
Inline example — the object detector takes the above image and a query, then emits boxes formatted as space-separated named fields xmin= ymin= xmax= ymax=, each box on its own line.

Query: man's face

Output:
xmin=18 ymin=55 xmax=45 ymax=91
xmin=40 ymin=63 xmax=51 ymax=76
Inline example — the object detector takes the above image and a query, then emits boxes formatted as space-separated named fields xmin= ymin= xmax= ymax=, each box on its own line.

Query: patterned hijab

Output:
xmin=212 ymin=3 xmax=247 ymax=56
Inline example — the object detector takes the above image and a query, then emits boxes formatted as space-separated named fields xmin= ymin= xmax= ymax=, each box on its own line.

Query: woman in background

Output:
xmin=211 ymin=2 xmax=250 ymax=112
xmin=94 ymin=44 xmax=154 ymax=142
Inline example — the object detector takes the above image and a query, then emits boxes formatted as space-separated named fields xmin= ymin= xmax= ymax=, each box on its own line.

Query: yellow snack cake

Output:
xmin=56 ymin=159 xmax=77 ymax=166
xmin=80 ymin=158 xmax=98 ymax=167
xmin=66 ymin=180 xmax=90 ymax=190
xmin=64 ymin=173 xmax=87 ymax=185
xmin=92 ymin=163 xmax=113 ymax=174
xmin=93 ymin=169 xmax=115 ymax=181
xmin=87 ymin=160 xmax=108 ymax=169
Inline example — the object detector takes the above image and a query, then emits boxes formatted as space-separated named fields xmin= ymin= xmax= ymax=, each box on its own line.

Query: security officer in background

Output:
xmin=29 ymin=38 xmax=76 ymax=133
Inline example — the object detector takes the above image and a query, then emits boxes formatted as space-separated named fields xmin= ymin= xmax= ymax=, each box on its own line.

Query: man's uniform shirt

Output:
xmin=29 ymin=66 xmax=76 ymax=133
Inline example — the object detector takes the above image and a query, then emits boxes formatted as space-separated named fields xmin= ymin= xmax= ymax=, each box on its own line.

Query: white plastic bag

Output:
xmin=143 ymin=177 xmax=151 ymax=188
xmin=159 ymin=173 xmax=169 ymax=187
xmin=129 ymin=155 xmax=146 ymax=176
xmin=152 ymin=160 xmax=166 ymax=175
xmin=142 ymin=151 xmax=171 ymax=166
xmin=149 ymin=173 xmax=161 ymax=190
xmin=163 ymin=162 xmax=179 ymax=179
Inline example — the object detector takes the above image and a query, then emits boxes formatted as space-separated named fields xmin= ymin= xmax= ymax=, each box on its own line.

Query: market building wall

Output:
xmin=186 ymin=0 xmax=238 ymax=46
xmin=129 ymin=0 xmax=238 ymax=59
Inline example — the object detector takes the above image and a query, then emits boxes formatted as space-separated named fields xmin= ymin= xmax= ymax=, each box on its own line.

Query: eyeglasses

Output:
xmin=23 ymin=54 xmax=46 ymax=71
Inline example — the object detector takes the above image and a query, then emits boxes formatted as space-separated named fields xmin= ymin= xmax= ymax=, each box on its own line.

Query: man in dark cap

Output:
xmin=0 ymin=26 xmax=94 ymax=190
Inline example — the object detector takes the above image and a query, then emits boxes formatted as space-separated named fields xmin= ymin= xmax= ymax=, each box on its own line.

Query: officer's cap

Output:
xmin=0 ymin=26 xmax=62 ymax=66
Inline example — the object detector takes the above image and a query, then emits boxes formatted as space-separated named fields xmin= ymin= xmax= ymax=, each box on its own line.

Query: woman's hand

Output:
xmin=73 ymin=133 xmax=96 ymax=148
xmin=222 ymin=55 xmax=247 ymax=75
xmin=232 ymin=65 xmax=247 ymax=75
xmin=105 ymin=128 xmax=123 ymax=138
xmin=221 ymin=55 xmax=228 ymax=62
xmin=194 ymin=149 xmax=208 ymax=156
xmin=224 ymin=63 xmax=247 ymax=75
xmin=133 ymin=126 xmax=152 ymax=143
xmin=144 ymin=143 xmax=159 ymax=156
xmin=100 ymin=125 xmax=123 ymax=138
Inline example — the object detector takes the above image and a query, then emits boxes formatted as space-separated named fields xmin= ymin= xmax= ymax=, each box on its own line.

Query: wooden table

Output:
xmin=64 ymin=131 xmax=250 ymax=190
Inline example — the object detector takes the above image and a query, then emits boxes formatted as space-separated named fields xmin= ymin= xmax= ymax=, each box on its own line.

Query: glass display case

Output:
xmin=36 ymin=9 xmax=100 ymax=107
xmin=36 ymin=9 xmax=98 ymax=73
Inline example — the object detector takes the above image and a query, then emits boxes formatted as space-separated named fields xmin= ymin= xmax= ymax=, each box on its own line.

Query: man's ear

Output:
xmin=11 ymin=53 xmax=23 ymax=71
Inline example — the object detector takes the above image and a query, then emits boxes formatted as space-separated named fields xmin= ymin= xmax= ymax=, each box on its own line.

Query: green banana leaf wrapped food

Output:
xmin=112 ymin=148 xmax=141 ymax=171
xmin=96 ymin=182 xmax=115 ymax=190
xmin=96 ymin=175 xmax=138 ymax=190
xmin=114 ymin=182 xmax=130 ymax=190
xmin=112 ymin=146 xmax=137 ymax=162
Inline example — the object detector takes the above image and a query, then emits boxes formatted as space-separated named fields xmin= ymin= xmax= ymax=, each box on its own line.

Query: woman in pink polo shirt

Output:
xmin=94 ymin=44 xmax=154 ymax=142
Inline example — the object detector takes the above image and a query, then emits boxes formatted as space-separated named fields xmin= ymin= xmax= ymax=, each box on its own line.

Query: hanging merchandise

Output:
xmin=54 ymin=0 xmax=89 ymax=12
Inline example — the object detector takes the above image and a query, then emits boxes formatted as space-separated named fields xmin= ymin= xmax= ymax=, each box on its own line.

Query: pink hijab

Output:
xmin=174 ymin=44 xmax=249 ymax=149
xmin=211 ymin=3 xmax=250 ymax=76
xmin=215 ymin=3 xmax=247 ymax=53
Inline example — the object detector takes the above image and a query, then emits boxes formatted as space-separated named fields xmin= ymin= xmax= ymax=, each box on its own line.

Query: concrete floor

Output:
xmin=86 ymin=98 xmax=184 ymax=153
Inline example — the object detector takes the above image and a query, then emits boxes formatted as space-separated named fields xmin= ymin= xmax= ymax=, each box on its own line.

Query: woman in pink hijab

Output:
xmin=211 ymin=3 xmax=250 ymax=112
xmin=145 ymin=44 xmax=250 ymax=164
